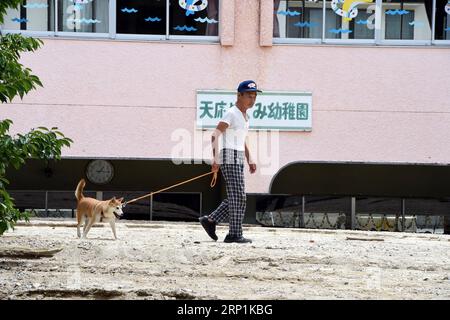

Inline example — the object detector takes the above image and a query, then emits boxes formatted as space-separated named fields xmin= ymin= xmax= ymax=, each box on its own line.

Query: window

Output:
xmin=274 ymin=0 xmax=450 ymax=45
xmin=58 ymin=0 xmax=109 ymax=34
xmin=1 ymin=0 xmax=55 ymax=32
xmin=435 ymin=0 xmax=450 ymax=40
xmin=1 ymin=0 xmax=220 ymax=40
xmin=382 ymin=0 xmax=431 ymax=41
xmin=116 ymin=0 xmax=219 ymax=37
xmin=384 ymin=6 xmax=414 ymax=39
xmin=324 ymin=0 xmax=376 ymax=41
xmin=349 ymin=9 xmax=376 ymax=39
xmin=116 ymin=0 xmax=166 ymax=35
xmin=274 ymin=0 xmax=324 ymax=40
xmin=169 ymin=0 xmax=219 ymax=36
xmin=274 ymin=0 xmax=377 ymax=42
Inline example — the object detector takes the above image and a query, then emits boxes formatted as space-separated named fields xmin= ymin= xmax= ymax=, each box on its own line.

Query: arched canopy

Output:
xmin=270 ymin=162 xmax=450 ymax=198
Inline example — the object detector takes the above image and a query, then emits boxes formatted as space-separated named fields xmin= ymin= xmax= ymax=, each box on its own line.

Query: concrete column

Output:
xmin=220 ymin=0 xmax=235 ymax=46
xmin=260 ymin=0 xmax=274 ymax=46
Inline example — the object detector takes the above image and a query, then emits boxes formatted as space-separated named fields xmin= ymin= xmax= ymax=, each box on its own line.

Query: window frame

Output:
xmin=55 ymin=0 xmax=110 ymax=38
xmin=273 ymin=0 xmax=450 ymax=46
xmin=322 ymin=1 xmax=377 ymax=44
xmin=0 ymin=0 xmax=220 ymax=43
xmin=432 ymin=0 xmax=450 ymax=45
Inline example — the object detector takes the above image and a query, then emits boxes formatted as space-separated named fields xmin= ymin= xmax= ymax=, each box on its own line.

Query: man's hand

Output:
xmin=212 ymin=161 xmax=220 ymax=173
xmin=244 ymin=143 xmax=256 ymax=174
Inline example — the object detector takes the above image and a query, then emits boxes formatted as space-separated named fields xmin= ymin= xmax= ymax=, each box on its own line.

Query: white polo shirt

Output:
xmin=219 ymin=106 xmax=249 ymax=151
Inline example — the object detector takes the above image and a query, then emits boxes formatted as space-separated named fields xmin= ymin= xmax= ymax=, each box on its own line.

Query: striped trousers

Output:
xmin=209 ymin=149 xmax=246 ymax=238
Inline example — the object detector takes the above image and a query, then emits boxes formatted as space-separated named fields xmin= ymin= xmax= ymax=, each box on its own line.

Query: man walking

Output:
xmin=199 ymin=80 xmax=261 ymax=243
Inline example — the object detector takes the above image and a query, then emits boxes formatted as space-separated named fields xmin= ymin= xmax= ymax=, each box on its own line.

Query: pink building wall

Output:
xmin=1 ymin=0 xmax=449 ymax=193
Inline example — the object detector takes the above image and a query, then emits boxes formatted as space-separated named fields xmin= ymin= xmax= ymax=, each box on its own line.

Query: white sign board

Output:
xmin=196 ymin=90 xmax=312 ymax=131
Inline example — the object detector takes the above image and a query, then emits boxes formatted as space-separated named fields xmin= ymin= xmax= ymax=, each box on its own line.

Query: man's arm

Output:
xmin=211 ymin=121 xmax=229 ymax=172
xmin=244 ymin=142 xmax=252 ymax=164
xmin=245 ymin=141 xmax=257 ymax=174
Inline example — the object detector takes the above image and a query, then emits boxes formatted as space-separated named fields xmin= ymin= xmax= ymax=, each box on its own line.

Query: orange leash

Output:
xmin=123 ymin=171 xmax=218 ymax=207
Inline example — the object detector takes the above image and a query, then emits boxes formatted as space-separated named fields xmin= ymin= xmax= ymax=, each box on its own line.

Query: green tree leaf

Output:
xmin=0 ymin=1 xmax=72 ymax=235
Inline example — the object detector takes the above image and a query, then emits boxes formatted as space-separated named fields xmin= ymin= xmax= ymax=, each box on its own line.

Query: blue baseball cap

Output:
xmin=237 ymin=80 xmax=262 ymax=93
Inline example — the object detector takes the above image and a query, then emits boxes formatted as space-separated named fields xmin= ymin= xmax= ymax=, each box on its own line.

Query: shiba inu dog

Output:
xmin=75 ymin=179 xmax=124 ymax=239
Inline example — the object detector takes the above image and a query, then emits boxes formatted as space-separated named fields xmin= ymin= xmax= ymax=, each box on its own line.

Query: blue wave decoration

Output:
xmin=11 ymin=18 xmax=28 ymax=23
xmin=144 ymin=17 xmax=162 ymax=22
xmin=173 ymin=25 xmax=198 ymax=32
xmin=385 ymin=9 xmax=409 ymax=15
xmin=408 ymin=21 xmax=424 ymax=27
xmin=23 ymin=3 xmax=48 ymax=9
xmin=277 ymin=10 xmax=301 ymax=16
xmin=121 ymin=8 xmax=138 ymax=13
xmin=68 ymin=18 xmax=102 ymax=24
xmin=329 ymin=28 xmax=352 ymax=34
xmin=293 ymin=21 xmax=318 ymax=28
xmin=194 ymin=17 xmax=219 ymax=24
xmin=356 ymin=20 xmax=369 ymax=25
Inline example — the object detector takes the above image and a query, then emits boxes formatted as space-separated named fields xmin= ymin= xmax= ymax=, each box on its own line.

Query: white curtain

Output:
xmin=205 ymin=0 xmax=219 ymax=36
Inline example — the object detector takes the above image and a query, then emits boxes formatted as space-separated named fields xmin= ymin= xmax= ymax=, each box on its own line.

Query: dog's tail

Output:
xmin=75 ymin=179 xmax=86 ymax=201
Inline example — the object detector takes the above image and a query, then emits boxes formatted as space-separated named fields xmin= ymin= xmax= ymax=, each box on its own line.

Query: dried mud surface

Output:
xmin=1 ymin=219 xmax=449 ymax=300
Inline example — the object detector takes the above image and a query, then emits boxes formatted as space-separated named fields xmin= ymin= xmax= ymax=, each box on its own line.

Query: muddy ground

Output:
xmin=0 ymin=218 xmax=449 ymax=300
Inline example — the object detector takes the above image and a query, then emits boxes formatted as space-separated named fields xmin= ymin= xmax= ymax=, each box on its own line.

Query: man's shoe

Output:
xmin=224 ymin=234 xmax=252 ymax=243
xmin=199 ymin=216 xmax=218 ymax=241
